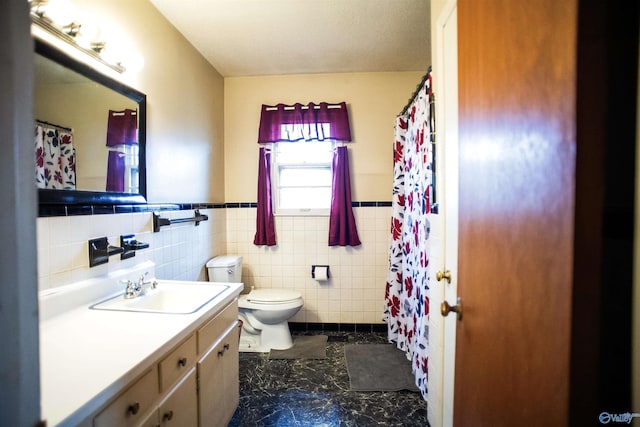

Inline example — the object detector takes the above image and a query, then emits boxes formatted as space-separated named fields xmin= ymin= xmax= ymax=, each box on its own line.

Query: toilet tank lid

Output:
xmin=247 ymin=289 xmax=302 ymax=303
xmin=206 ymin=255 xmax=242 ymax=268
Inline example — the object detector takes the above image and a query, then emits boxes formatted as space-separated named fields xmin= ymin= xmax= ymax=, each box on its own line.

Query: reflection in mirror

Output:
xmin=34 ymin=40 xmax=147 ymax=205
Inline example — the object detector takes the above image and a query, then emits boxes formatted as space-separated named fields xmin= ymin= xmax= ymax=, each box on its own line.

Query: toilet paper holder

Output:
xmin=311 ymin=265 xmax=330 ymax=279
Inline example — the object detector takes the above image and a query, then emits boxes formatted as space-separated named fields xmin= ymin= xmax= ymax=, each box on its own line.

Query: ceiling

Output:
xmin=150 ymin=0 xmax=431 ymax=77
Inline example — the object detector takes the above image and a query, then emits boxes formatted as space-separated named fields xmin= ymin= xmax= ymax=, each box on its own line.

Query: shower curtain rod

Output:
xmin=399 ymin=66 xmax=432 ymax=117
xmin=36 ymin=119 xmax=72 ymax=132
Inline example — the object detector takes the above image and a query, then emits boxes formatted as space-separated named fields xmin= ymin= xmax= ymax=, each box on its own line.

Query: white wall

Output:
xmin=68 ymin=0 xmax=226 ymax=203
xmin=3 ymin=0 xmax=40 ymax=424
xmin=224 ymin=72 xmax=425 ymax=202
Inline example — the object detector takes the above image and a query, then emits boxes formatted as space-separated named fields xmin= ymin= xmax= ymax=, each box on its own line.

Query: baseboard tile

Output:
xmin=289 ymin=322 xmax=387 ymax=334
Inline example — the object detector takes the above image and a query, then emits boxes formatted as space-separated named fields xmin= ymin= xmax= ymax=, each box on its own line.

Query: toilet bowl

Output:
xmin=238 ymin=289 xmax=303 ymax=352
xmin=206 ymin=256 xmax=304 ymax=353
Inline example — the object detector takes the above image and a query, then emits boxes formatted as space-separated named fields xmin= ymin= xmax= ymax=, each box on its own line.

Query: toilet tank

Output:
xmin=206 ymin=255 xmax=242 ymax=283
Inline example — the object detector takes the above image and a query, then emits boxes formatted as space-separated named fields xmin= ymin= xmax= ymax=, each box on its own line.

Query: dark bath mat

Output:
xmin=344 ymin=344 xmax=419 ymax=392
xmin=268 ymin=335 xmax=328 ymax=359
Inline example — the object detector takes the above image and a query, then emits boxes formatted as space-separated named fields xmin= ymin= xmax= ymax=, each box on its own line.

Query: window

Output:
xmin=255 ymin=102 xmax=360 ymax=246
xmin=109 ymin=144 xmax=139 ymax=193
xmin=273 ymin=140 xmax=334 ymax=215
xmin=123 ymin=144 xmax=139 ymax=193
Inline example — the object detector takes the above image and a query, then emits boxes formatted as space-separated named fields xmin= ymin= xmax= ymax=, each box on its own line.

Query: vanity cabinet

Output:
xmin=91 ymin=299 xmax=239 ymax=427
xmin=197 ymin=325 xmax=240 ymax=427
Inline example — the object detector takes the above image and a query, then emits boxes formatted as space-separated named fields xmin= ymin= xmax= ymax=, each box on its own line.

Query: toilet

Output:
xmin=206 ymin=255 xmax=304 ymax=353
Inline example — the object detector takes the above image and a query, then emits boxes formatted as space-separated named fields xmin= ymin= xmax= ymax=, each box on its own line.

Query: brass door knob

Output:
xmin=436 ymin=270 xmax=452 ymax=283
xmin=441 ymin=297 xmax=463 ymax=321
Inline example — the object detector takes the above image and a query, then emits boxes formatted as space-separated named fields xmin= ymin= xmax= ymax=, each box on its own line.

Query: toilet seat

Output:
xmin=245 ymin=289 xmax=302 ymax=305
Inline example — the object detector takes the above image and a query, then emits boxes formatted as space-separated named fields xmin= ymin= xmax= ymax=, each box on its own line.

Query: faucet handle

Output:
xmin=122 ymin=279 xmax=136 ymax=298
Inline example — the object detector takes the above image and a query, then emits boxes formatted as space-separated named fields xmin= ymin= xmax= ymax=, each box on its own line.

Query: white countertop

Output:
xmin=39 ymin=264 xmax=243 ymax=427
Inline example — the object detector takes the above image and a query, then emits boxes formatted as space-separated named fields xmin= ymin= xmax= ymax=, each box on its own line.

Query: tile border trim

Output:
xmin=39 ymin=201 xmax=392 ymax=218
xmin=289 ymin=322 xmax=387 ymax=333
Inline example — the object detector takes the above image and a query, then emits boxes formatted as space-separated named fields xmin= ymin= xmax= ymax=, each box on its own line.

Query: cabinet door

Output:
xmin=222 ymin=324 xmax=239 ymax=415
xmin=158 ymin=367 xmax=198 ymax=427
xmin=197 ymin=325 xmax=239 ymax=427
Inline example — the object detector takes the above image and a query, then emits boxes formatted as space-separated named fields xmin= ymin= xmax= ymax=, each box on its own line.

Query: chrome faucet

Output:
xmin=123 ymin=272 xmax=157 ymax=299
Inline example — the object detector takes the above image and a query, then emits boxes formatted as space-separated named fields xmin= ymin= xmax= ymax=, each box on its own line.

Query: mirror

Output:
xmin=34 ymin=39 xmax=147 ymax=205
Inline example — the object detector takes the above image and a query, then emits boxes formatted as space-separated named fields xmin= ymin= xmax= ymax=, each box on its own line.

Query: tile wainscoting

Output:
xmin=227 ymin=203 xmax=392 ymax=325
xmin=37 ymin=202 xmax=392 ymax=325
xmin=36 ymin=207 xmax=227 ymax=291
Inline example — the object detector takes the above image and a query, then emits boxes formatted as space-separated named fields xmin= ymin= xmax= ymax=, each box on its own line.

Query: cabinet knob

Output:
xmin=177 ymin=357 xmax=187 ymax=367
xmin=163 ymin=410 xmax=174 ymax=421
xmin=127 ymin=402 xmax=140 ymax=415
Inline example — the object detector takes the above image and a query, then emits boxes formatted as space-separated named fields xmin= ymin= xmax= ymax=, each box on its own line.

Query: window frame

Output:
xmin=271 ymin=141 xmax=334 ymax=217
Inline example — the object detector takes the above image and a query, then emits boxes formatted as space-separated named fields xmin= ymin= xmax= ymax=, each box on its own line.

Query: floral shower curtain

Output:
xmin=35 ymin=122 xmax=76 ymax=190
xmin=384 ymin=73 xmax=433 ymax=399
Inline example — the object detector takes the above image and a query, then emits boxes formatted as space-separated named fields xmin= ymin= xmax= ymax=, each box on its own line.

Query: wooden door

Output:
xmin=453 ymin=1 xmax=577 ymax=425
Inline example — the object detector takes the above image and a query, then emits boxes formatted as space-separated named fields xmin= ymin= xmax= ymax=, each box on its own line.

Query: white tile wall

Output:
xmin=226 ymin=206 xmax=392 ymax=324
xmin=36 ymin=209 xmax=227 ymax=291
xmin=37 ymin=205 xmax=392 ymax=325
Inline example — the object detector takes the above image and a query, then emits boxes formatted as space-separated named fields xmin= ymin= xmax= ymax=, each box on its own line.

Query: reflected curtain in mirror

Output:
xmin=35 ymin=120 xmax=76 ymax=190
xmin=106 ymin=109 xmax=138 ymax=192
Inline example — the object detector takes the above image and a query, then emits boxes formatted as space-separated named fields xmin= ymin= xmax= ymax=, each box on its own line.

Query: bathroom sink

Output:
xmin=90 ymin=282 xmax=228 ymax=314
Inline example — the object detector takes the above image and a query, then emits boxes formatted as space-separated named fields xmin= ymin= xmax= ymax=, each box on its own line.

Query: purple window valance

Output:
xmin=106 ymin=109 xmax=138 ymax=147
xmin=258 ymin=102 xmax=352 ymax=143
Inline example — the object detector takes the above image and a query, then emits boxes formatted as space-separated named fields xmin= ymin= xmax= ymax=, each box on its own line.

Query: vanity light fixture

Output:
xmin=62 ymin=21 xmax=81 ymax=37
xmin=29 ymin=0 xmax=48 ymax=18
xmin=29 ymin=0 xmax=126 ymax=73
xmin=90 ymin=41 xmax=106 ymax=54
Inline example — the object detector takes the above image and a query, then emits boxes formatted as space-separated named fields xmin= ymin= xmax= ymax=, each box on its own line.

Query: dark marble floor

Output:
xmin=229 ymin=332 xmax=430 ymax=427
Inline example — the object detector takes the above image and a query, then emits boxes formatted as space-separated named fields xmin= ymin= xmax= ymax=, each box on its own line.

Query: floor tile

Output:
xmin=229 ymin=332 xmax=430 ymax=426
